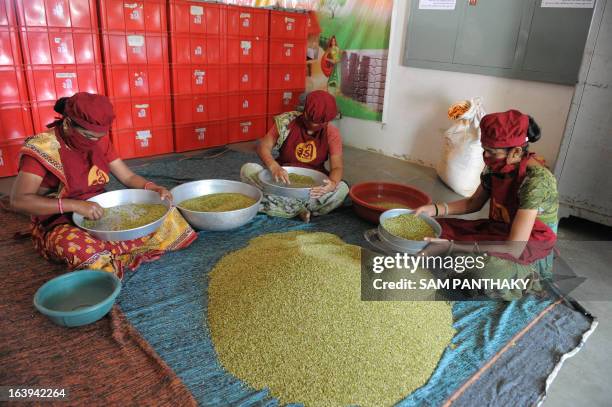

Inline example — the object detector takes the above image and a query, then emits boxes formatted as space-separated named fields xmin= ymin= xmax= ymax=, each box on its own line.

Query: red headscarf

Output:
xmin=47 ymin=93 xmax=115 ymax=201
xmin=303 ymin=90 xmax=338 ymax=124
xmin=480 ymin=109 xmax=529 ymax=148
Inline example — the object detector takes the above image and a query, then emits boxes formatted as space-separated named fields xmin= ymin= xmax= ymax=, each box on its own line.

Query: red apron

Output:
xmin=438 ymin=154 xmax=556 ymax=264
xmin=35 ymin=124 xmax=111 ymax=231
xmin=278 ymin=116 xmax=330 ymax=174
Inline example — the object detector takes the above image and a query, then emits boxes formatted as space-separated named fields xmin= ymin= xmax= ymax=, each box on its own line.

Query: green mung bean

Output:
xmin=383 ymin=213 xmax=436 ymax=241
xmin=275 ymin=173 xmax=317 ymax=188
xmin=82 ymin=203 xmax=167 ymax=231
xmin=179 ymin=193 xmax=256 ymax=212
xmin=208 ymin=231 xmax=455 ymax=407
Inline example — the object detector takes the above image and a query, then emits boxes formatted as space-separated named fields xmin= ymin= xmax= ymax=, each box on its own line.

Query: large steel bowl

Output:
xmin=172 ymin=179 xmax=262 ymax=231
xmin=73 ymin=189 xmax=171 ymax=241
xmin=258 ymin=166 xmax=328 ymax=200
xmin=378 ymin=208 xmax=442 ymax=254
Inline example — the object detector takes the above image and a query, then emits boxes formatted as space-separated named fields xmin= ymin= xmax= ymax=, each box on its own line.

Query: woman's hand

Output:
xmin=270 ymin=163 xmax=290 ymax=184
xmin=71 ymin=200 xmax=105 ymax=220
xmin=415 ymin=204 xmax=437 ymax=217
xmin=310 ymin=179 xmax=337 ymax=199
xmin=147 ymin=184 xmax=172 ymax=202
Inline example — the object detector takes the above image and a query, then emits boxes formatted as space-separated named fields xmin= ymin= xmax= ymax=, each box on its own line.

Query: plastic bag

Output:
xmin=436 ymin=97 xmax=486 ymax=197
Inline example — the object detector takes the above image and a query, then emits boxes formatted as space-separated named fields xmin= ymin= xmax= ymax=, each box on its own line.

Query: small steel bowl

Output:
xmin=172 ymin=179 xmax=262 ymax=231
xmin=378 ymin=208 xmax=442 ymax=254
xmin=258 ymin=166 xmax=328 ymax=200
xmin=73 ymin=189 xmax=171 ymax=241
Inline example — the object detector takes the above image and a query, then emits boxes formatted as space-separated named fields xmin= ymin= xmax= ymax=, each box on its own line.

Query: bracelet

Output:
xmin=445 ymin=240 xmax=455 ymax=256
xmin=143 ymin=181 xmax=154 ymax=190
xmin=434 ymin=203 xmax=439 ymax=216
xmin=58 ymin=198 xmax=64 ymax=215
xmin=472 ymin=242 xmax=481 ymax=254
xmin=442 ymin=202 xmax=449 ymax=216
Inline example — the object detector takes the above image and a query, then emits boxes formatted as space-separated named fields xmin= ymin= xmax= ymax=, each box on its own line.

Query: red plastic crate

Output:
xmin=174 ymin=120 xmax=227 ymax=152
xmin=20 ymin=28 xmax=102 ymax=65
xmin=266 ymin=114 xmax=274 ymax=133
xmin=101 ymin=32 xmax=168 ymax=65
xmin=98 ymin=0 xmax=166 ymax=33
xmin=170 ymin=34 xmax=225 ymax=65
xmin=228 ymin=91 xmax=267 ymax=119
xmin=169 ymin=0 xmax=226 ymax=36
xmin=226 ymin=5 xmax=268 ymax=38
xmin=268 ymin=65 xmax=306 ymax=90
xmin=27 ymin=65 xmax=105 ymax=131
xmin=1 ymin=0 xmax=17 ymax=27
xmin=104 ymin=64 xmax=169 ymax=98
xmin=227 ymin=36 xmax=268 ymax=65
xmin=0 ymin=138 xmax=25 ymax=177
xmin=267 ymin=88 xmax=304 ymax=116
xmin=170 ymin=65 xmax=227 ymax=95
xmin=269 ymin=39 xmax=307 ymax=65
xmin=15 ymin=0 xmax=98 ymax=29
xmin=0 ymin=104 xmax=34 ymax=141
xmin=111 ymin=96 xmax=171 ymax=132
xmin=226 ymin=64 xmax=267 ymax=92
xmin=269 ymin=10 xmax=308 ymax=39
xmin=227 ymin=115 xmax=266 ymax=143
xmin=172 ymin=93 xmax=227 ymax=124
xmin=111 ymin=125 xmax=173 ymax=159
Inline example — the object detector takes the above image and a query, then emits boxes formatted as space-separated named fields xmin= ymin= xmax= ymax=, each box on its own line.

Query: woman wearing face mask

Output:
xmin=10 ymin=92 xmax=197 ymax=278
xmin=415 ymin=110 xmax=558 ymax=299
xmin=241 ymin=90 xmax=349 ymax=222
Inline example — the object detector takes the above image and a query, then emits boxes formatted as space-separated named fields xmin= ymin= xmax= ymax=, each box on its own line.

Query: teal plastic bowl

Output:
xmin=34 ymin=270 xmax=121 ymax=327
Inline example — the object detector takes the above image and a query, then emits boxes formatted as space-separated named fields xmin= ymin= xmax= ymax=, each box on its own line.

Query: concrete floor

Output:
xmin=1 ymin=144 xmax=610 ymax=406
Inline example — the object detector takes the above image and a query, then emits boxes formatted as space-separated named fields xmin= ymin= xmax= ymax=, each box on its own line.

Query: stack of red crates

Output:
xmin=98 ymin=0 xmax=173 ymax=159
xmin=169 ymin=0 xmax=227 ymax=152
xmin=225 ymin=4 xmax=269 ymax=143
xmin=0 ymin=0 xmax=33 ymax=176
xmin=16 ymin=0 xmax=104 ymax=134
xmin=266 ymin=9 xmax=307 ymax=130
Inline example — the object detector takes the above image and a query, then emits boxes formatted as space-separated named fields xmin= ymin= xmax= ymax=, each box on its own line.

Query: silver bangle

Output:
xmin=442 ymin=202 xmax=449 ymax=216
xmin=445 ymin=240 xmax=455 ymax=256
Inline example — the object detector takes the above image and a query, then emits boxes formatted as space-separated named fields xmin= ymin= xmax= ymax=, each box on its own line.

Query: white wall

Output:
xmin=337 ymin=0 xmax=575 ymax=168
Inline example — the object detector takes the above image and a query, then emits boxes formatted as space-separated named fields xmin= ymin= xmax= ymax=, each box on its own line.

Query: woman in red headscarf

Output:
xmin=241 ymin=90 xmax=348 ymax=222
xmin=415 ymin=110 xmax=558 ymax=299
xmin=10 ymin=93 xmax=197 ymax=278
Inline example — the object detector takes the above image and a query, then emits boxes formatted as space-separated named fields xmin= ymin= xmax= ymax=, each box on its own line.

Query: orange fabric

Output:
xmin=267 ymin=123 xmax=343 ymax=156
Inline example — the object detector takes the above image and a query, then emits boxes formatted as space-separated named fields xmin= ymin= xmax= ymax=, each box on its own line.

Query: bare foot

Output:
xmin=298 ymin=209 xmax=311 ymax=223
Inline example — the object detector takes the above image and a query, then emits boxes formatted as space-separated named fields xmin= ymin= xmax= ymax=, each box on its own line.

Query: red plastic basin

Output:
xmin=349 ymin=181 xmax=432 ymax=224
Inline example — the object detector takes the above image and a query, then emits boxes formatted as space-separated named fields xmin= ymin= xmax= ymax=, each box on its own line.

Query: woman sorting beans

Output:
xmin=241 ymin=90 xmax=349 ymax=222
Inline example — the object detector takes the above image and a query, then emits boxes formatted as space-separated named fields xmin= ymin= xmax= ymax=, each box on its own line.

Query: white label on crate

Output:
xmin=136 ymin=130 xmax=152 ymax=147
xmin=54 ymin=37 xmax=62 ymax=44
xmin=135 ymin=104 xmax=148 ymax=117
xmin=134 ymin=74 xmax=144 ymax=87
xmin=285 ymin=17 xmax=295 ymax=23
xmin=190 ymin=5 xmax=204 ymax=15
xmin=241 ymin=74 xmax=249 ymax=83
xmin=195 ymin=127 xmax=206 ymax=140
xmin=242 ymin=99 xmax=249 ymax=109
xmin=240 ymin=13 xmax=251 ymax=18
xmin=283 ymin=92 xmax=293 ymax=104
xmin=284 ymin=43 xmax=295 ymax=48
xmin=56 ymin=73 xmax=76 ymax=78
xmin=196 ymin=104 xmax=204 ymax=113
xmin=241 ymin=42 xmax=251 ymax=56
xmin=194 ymin=70 xmax=206 ymax=76
xmin=124 ymin=3 xmax=139 ymax=9
xmin=57 ymin=42 xmax=68 ymax=54
xmin=194 ymin=46 xmax=202 ymax=56
xmin=128 ymin=35 xmax=145 ymax=47
xmin=284 ymin=73 xmax=291 ymax=82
